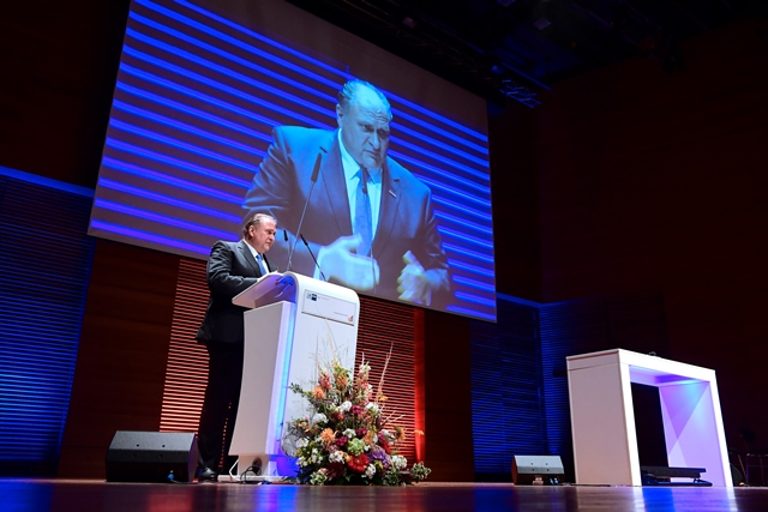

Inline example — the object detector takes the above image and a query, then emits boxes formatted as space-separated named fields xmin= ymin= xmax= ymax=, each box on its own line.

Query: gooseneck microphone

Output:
xmin=300 ymin=233 xmax=327 ymax=281
xmin=286 ymin=150 xmax=324 ymax=272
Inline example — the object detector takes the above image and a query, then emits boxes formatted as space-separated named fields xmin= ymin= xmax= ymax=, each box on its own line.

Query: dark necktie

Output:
xmin=354 ymin=168 xmax=372 ymax=256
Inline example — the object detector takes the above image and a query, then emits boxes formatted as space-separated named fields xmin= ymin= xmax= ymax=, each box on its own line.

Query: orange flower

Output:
xmin=320 ymin=428 xmax=335 ymax=446
xmin=312 ymin=386 xmax=326 ymax=399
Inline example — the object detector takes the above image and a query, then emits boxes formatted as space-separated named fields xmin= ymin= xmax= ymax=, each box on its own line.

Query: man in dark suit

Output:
xmin=243 ymin=79 xmax=451 ymax=307
xmin=195 ymin=212 xmax=277 ymax=480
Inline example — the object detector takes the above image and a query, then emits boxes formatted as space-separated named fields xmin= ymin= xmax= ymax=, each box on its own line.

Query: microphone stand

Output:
xmin=286 ymin=150 xmax=324 ymax=272
xmin=300 ymin=234 xmax=327 ymax=281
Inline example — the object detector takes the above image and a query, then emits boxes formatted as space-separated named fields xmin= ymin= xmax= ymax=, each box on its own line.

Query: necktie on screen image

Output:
xmin=354 ymin=168 xmax=372 ymax=256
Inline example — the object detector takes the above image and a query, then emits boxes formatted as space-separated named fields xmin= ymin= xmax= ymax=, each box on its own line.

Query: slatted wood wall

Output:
xmin=159 ymin=258 xmax=209 ymax=432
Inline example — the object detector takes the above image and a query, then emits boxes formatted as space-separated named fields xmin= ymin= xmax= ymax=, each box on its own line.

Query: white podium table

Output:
xmin=227 ymin=272 xmax=359 ymax=479
xmin=567 ymin=348 xmax=732 ymax=487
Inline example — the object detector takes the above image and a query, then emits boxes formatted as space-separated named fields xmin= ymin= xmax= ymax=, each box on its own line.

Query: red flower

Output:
xmin=326 ymin=462 xmax=346 ymax=479
xmin=319 ymin=372 xmax=332 ymax=391
xmin=347 ymin=453 xmax=369 ymax=473
xmin=379 ymin=436 xmax=392 ymax=455
xmin=335 ymin=436 xmax=348 ymax=448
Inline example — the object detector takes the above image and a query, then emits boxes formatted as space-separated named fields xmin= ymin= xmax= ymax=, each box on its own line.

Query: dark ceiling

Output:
xmin=288 ymin=0 xmax=765 ymax=107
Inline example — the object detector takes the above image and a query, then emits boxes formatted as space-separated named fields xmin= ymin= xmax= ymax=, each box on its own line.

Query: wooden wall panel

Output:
xmin=58 ymin=240 xmax=179 ymax=478
xmin=422 ymin=310 xmax=474 ymax=481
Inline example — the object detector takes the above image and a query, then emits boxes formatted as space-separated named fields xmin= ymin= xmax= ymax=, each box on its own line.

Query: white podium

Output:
xmin=227 ymin=272 xmax=359 ymax=479
xmin=567 ymin=348 xmax=732 ymax=487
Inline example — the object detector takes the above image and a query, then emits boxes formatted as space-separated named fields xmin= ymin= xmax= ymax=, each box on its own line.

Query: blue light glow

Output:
xmin=0 ymin=166 xmax=93 ymax=198
xmin=89 ymin=220 xmax=210 ymax=255
xmin=101 ymin=155 xmax=246 ymax=202
xmin=113 ymin=99 xmax=263 ymax=158
xmin=99 ymin=178 xmax=241 ymax=223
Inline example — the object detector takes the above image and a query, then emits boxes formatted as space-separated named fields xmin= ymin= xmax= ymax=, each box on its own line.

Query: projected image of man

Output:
xmin=243 ymin=79 xmax=451 ymax=306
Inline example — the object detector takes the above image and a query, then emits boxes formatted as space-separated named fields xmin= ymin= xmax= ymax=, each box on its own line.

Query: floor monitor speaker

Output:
xmin=106 ymin=431 xmax=199 ymax=483
xmin=512 ymin=455 xmax=564 ymax=485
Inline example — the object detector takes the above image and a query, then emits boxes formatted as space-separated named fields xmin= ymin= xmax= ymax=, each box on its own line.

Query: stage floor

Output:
xmin=3 ymin=479 xmax=768 ymax=511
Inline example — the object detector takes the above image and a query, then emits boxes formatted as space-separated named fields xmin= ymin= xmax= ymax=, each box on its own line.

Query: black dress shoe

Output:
xmin=196 ymin=466 xmax=218 ymax=482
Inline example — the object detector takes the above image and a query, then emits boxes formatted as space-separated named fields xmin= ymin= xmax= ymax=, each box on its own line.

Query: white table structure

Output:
xmin=227 ymin=272 xmax=359 ymax=479
xmin=567 ymin=348 xmax=732 ymax=487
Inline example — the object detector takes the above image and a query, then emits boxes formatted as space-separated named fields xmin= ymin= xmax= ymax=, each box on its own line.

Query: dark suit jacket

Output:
xmin=243 ymin=126 xmax=451 ymax=305
xmin=196 ymin=240 xmax=272 ymax=345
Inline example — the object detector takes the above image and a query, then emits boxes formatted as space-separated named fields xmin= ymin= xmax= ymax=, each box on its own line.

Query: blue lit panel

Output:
xmin=470 ymin=297 xmax=547 ymax=478
xmin=89 ymin=0 xmax=496 ymax=321
xmin=0 ymin=169 xmax=94 ymax=475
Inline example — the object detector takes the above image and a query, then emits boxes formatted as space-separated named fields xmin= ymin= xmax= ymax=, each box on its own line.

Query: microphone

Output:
xmin=283 ymin=229 xmax=288 ymax=241
xmin=300 ymin=233 xmax=327 ymax=281
xmin=311 ymin=152 xmax=322 ymax=182
xmin=286 ymin=150 xmax=324 ymax=272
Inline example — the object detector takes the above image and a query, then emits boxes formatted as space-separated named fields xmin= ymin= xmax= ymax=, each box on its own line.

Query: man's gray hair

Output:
xmin=337 ymin=79 xmax=393 ymax=121
xmin=242 ymin=212 xmax=276 ymax=237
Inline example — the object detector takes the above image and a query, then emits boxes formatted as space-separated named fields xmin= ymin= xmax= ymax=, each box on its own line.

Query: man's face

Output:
xmin=247 ymin=218 xmax=277 ymax=253
xmin=337 ymin=87 xmax=390 ymax=170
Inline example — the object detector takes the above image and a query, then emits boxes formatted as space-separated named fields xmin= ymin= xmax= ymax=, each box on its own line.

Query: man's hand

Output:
xmin=317 ymin=235 xmax=380 ymax=290
xmin=397 ymin=250 xmax=432 ymax=306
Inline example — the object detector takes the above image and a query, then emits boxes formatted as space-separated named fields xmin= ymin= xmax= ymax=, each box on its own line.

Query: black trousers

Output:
xmin=197 ymin=342 xmax=243 ymax=472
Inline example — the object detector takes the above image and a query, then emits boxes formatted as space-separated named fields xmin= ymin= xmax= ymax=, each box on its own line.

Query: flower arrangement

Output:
xmin=284 ymin=355 xmax=431 ymax=485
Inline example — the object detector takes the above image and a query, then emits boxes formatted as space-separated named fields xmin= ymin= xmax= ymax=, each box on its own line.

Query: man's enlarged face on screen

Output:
xmin=337 ymin=86 xmax=391 ymax=170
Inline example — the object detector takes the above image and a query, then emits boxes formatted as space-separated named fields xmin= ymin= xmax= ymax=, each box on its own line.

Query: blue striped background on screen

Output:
xmin=90 ymin=0 xmax=496 ymax=321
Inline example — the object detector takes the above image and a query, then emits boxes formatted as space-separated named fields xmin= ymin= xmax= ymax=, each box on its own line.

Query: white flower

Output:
xmin=296 ymin=438 xmax=309 ymax=449
xmin=391 ymin=455 xmax=407 ymax=470
xmin=343 ymin=428 xmax=357 ymax=439
xmin=329 ymin=451 xmax=346 ymax=464
xmin=340 ymin=400 xmax=353 ymax=412
xmin=364 ymin=464 xmax=377 ymax=478
xmin=365 ymin=402 xmax=379 ymax=414
xmin=311 ymin=413 xmax=328 ymax=425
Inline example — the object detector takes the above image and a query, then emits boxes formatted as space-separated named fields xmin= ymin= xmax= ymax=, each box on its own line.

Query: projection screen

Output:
xmin=89 ymin=0 xmax=497 ymax=322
